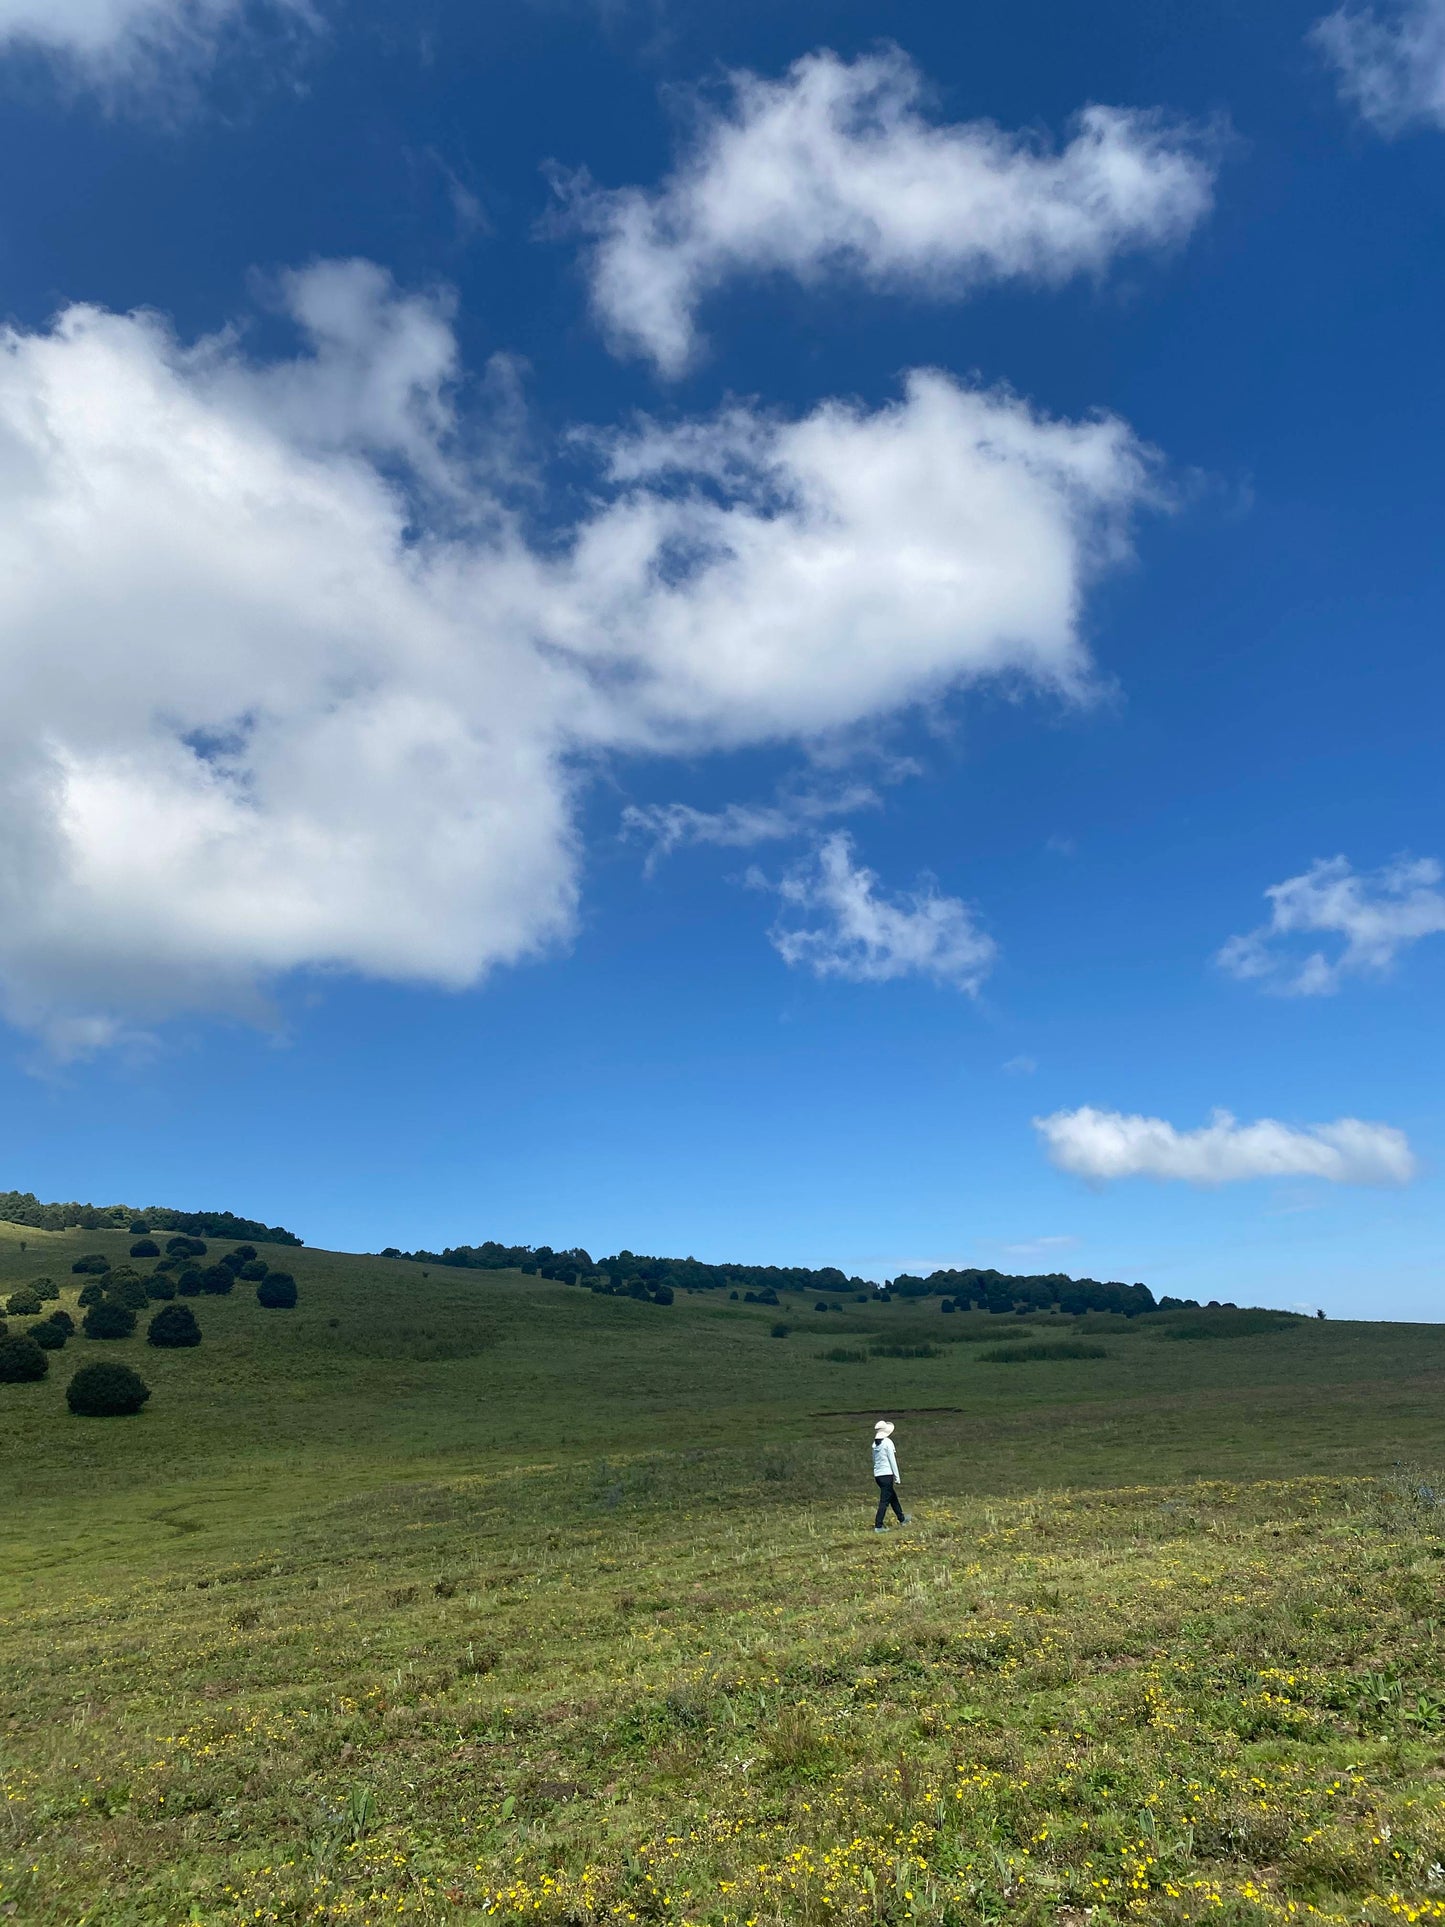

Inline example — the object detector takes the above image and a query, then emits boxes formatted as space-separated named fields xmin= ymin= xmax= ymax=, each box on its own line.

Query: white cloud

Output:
xmin=1217 ymin=855 xmax=1445 ymax=995
xmin=1312 ymin=0 xmax=1445 ymax=132
xmin=0 ymin=0 xmax=310 ymax=75
xmin=761 ymin=832 xmax=997 ymax=991
xmin=1001 ymin=1233 xmax=1076 ymax=1258
xmin=1035 ymin=1106 xmax=1417 ymax=1185
xmin=621 ymin=782 xmax=881 ymax=871
xmin=0 ymin=263 xmax=1154 ymax=1053
xmin=1002 ymin=1054 xmax=1037 ymax=1075
xmin=560 ymin=46 xmax=1217 ymax=375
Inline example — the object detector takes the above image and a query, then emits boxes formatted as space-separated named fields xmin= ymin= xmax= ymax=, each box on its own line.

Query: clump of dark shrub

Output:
xmin=28 ymin=1319 xmax=67 ymax=1350
xmin=815 ymin=1300 xmax=830 ymax=1312
xmin=232 ymin=1244 xmax=257 ymax=1263
xmin=152 ymin=1256 xmax=179 ymax=1274
xmin=67 ymin=1362 xmax=150 ymax=1416
xmin=46 ymin=1308 xmax=75 ymax=1334
xmin=31 ymin=1277 xmax=59 ymax=1302
xmin=651 ymin=1284 xmax=674 ymax=1305
xmin=148 ymin=1303 xmax=201 ymax=1348
xmin=820 ymin=1347 xmax=868 ymax=1363
xmin=128 ymin=1219 xmax=149 ymax=1235
xmin=165 ymin=1235 xmax=207 ymax=1258
xmin=219 ymin=1250 xmax=246 ymax=1275
xmin=129 ymin=1238 xmax=160 ymax=1258
xmin=72 ymin=1253 xmax=111 ymax=1275
xmin=176 ymin=1267 xmax=204 ymax=1296
xmin=77 ymin=1281 xmax=107 ymax=1309
xmin=1158 ymin=1309 xmax=1302 ymax=1342
xmin=6 ymin=1286 xmax=42 ymax=1317
xmin=199 ymin=1264 xmax=235 ymax=1295
xmin=870 ymin=1343 xmax=941 ymax=1359
xmin=145 ymin=1272 xmax=176 ymax=1300
xmin=109 ymin=1274 xmax=152 ymax=1312
xmin=978 ymin=1340 xmax=1109 ymax=1364
xmin=770 ymin=1322 xmax=790 ymax=1338
xmin=256 ymin=1273 xmax=297 ymax=1309
xmin=0 ymin=1333 xmax=48 ymax=1381
xmin=238 ymin=1259 xmax=268 ymax=1281
xmin=83 ymin=1302 xmax=137 ymax=1341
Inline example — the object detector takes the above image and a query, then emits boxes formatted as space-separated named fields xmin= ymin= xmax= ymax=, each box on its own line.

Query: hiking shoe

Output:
xmin=873 ymin=1526 xmax=888 ymax=1533
xmin=900 ymin=1515 xmax=913 ymax=1524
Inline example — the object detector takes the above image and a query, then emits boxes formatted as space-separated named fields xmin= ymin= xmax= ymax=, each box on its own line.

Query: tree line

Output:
xmin=0 ymin=1190 xmax=302 ymax=1245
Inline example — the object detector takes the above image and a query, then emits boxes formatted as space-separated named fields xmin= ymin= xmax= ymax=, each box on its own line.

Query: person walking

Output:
xmin=872 ymin=1418 xmax=909 ymax=1531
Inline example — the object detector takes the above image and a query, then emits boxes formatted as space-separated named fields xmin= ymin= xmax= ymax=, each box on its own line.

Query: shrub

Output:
xmin=72 ymin=1253 xmax=111 ymax=1275
xmin=256 ymin=1273 xmax=298 ymax=1309
xmin=820 ymin=1347 xmax=868 ymax=1364
xmin=232 ymin=1244 xmax=258 ymax=1263
xmin=238 ymin=1260 xmax=268 ymax=1281
xmin=165 ymin=1236 xmax=206 ymax=1258
xmin=145 ymin=1273 xmax=177 ymax=1300
xmin=129 ymin=1238 xmax=160 ymax=1259
xmin=28 ymin=1319 xmax=67 ymax=1350
xmin=770 ymin=1322 xmax=791 ymax=1338
xmin=147 ymin=1303 xmax=201 ymax=1348
xmin=941 ymin=1300 xmax=956 ymax=1314
xmin=6 ymin=1286 xmax=42 ymax=1317
xmin=176 ymin=1267 xmax=204 ymax=1296
xmin=219 ymin=1250 xmax=245 ymax=1273
xmin=199 ymin=1264 xmax=235 ymax=1295
xmin=128 ymin=1219 xmax=149 ymax=1235
xmin=152 ymin=1256 xmax=179 ymax=1273
xmin=83 ymin=1302 xmax=137 ymax=1341
xmin=0 ymin=1334 xmax=48 ymax=1381
xmin=31 ymin=1277 xmax=59 ymax=1301
xmin=978 ymin=1341 xmax=1109 ymax=1364
xmin=110 ymin=1277 xmax=151 ymax=1312
xmin=46 ymin=1308 xmax=75 ymax=1334
xmin=77 ymin=1282 xmax=107 ymax=1309
xmin=651 ymin=1285 xmax=674 ymax=1305
xmin=67 ymin=1362 xmax=150 ymax=1416
xmin=870 ymin=1343 xmax=941 ymax=1359
xmin=815 ymin=1301 xmax=830 ymax=1312
xmin=1160 ymin=1309 xmax=1302 ymax=1342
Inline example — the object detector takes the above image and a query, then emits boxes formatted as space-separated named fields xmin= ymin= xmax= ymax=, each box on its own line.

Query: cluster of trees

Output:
xmin=384 ymin=1239 xmax=875 ymax=1301
xmin=0 ymin=1190 xmax=301 ymax=1244
xmin=892 ymin=1269 xmax=1158 ymax=1317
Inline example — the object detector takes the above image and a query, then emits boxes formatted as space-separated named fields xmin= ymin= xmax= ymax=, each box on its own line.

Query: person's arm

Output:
xmin=888 ymin=1441 xmax=900 ymax=1481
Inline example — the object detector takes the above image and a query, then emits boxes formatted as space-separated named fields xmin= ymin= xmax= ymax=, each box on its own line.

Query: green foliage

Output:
xmin=71 ymin=1253 xmax=111 ymax=1275
xmin=819 ymin=1346 xmax=868 ymax=1363
xmin=770 ymin=1321 xmax=790 ymax=1338
xmin=45 ymin=1308 xmax=75 ymax=1334
xmin=31 ymin=1276 xmax=59 ymax=1301
xmin=65 ymin=1361 xmax=150 ymax=1416
xmin=0 ymin=1333 xmax=48 ymax=1381
xmin=76 ymin=1282 xmax=106 ymax=1309
xmin=166 ymin=1236 xmax=207 ymax=1258
xmin=82 ymin=1302 xmax=137 ymax=1341
xmin=175 ymin=1267 xmax=204 ymax=1296
xmin=6 ymin=1285 xmax=42 ymax=1316
xmin=869 ymin=1342 xmax=941 ymax=1358
xmin=147 ymin=1303 xmax=201 ymax=1348
xmin=1160 ymin=1309 xmax=1304 ymax=1341
xmin=145 ymin=1273 xmax=176 ymax=1300
xmin=27 ymin=1319 xmax=67 ymax=1350
xmin=199 ymin=1264 xmax=235 ymax=1295
xmin=0 ymin=1189 xmax=300 ymax=1243
xmin=129 ymin=1239 xmax=160 ymax=1258
xmin=238 ymin=1259 xmax=268 ymax=1280
xmin=108 ymin=1275 xmax=151 ymax=1312
xmin=128 ymin=1220 xmax=149 ymax=1235
xmin=232 ymin=1245 xmax=258 ymax=1262
xmin=978 ymin=1340 xmax=1110 ymax=1363
xmin=256 ymin=1272 xmax=298 ymax=1309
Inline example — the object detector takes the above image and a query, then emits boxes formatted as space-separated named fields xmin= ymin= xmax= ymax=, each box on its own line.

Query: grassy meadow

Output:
xmin=2 ymin=1219 xmax=1445 ymax=1925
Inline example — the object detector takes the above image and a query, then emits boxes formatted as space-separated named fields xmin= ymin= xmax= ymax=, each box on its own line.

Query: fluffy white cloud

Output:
xmin=561 ymin=46 xmax=1216 ymax=375
xmin=1217 ymin=855 xmax=1445 ymax=995
xmin=0 ymin=0 xmax=308 ymax=70
xmin=1313 ymin=0 xmax=1445 ymax=131
xmin=1035 ymin=1106 xmax=1417 ymax=1185
xmin=761 ymin=833 xmax=996 ymax=991
xmin=0 ymin=262 xmax=1154 ymax=1051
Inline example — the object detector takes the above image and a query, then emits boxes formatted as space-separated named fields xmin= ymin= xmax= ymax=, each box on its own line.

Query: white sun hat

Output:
xmin=874 ymin=1419 xmax=895 ymax=1437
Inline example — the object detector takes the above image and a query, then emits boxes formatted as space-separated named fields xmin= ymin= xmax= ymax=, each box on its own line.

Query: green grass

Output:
xmin=977 ymin=1341 xmax=1111 ymax=1364
xmin=3 ymin=1220 xmax=1445 ymax=1925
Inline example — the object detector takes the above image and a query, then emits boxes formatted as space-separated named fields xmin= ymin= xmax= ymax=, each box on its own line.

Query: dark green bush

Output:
xmin=109 ymin=1276 xmax=151 ymax=1311
xmin=46 ymin=1309 xmax=75 ymax=1334
xmin=256 ymin=1273 xmax=297 ymax=1309
xmin=0 ymin=1334 xmax=48 ymax=1381
xmin=165 ymin=1236 xmax=206 ymax=1258
xmin=770 ymin=1322 xmax=790 ymax=1338
xmin=129 ymin=1238 xmax=160 ymax=1258
xmin=978 ymin=1341 xmax=1109 ymax=1364
xmin=67 ymin=1362 xmax=150 ymax=1416
xmin=76 ymin=1282 xmax=107 ymax=1309
xmin=31 ymin=1277 xmax=59 ymax=1301
xmin=147 ymin=1303 xmax=201 ymax=1348
xmin=232 ymin=1244 xmax=258 ymax=1262
xmin=870 ymin=1343 xmax=941 ymax=1359
xmin=128 ymin=1219 xmax=149 ymax=1235
xmin=820 ymin=1347 xmax=868 ymax=1363
xmin=219 ymin=1250 xmax=245 ymax=1274
xmin=1159 ymin=1309 xmax=1302 ymax=1342
xmin=71 ymin=1253 xmax=110 ymax=1275
xmin=175 ymin=1267 xmax=204 ymax=1296
xmin=146 ymin=1273 xmax=177 ymax=1300
xmin=651 ymin=1284 xmax=674 ymax=1305
xmin=152 ymin=1256 xmax=179 ymax=1273
xmin=83 ymin=1302 xmax=137 ymax=1341
xmin=28 ymin=1320 xmax=67 ymax=1350
xmin=6 ymin=1286 xmax=42 ymax=1317
xmin=199 ymin=1264 xmax=235 ymax=1295
xmin=238 ymin=1260 xmax=268 ymax=1281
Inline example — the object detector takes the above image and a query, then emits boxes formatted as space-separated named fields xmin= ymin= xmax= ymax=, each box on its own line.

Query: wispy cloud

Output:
xmin=0 ymin=0 xmax=316 ymax=87
xmin=557 ymin=45 xmax=1218 ymax=375
xmin=622 ymin=782 xmax=880 ymax=873
xmin=759 ymin=832 xmax=996 ymax=992
xmin=1035 ymin=1105 xmax=1417 ymax=1185
xmin=1001 ymin=1233 xmax=1077 ymax=1259
xmin=1002 ymin=1054 xmax=1037 ymax=1076
xmin=1312 ymin=0 xmax=1445 ymax=132
xmin=1218 ymin=855 xmax=1445 ymax=995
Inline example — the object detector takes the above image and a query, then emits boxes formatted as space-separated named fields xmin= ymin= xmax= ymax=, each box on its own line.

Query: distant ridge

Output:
xmin=0 ymin=1188 xmax=302 ymax=1246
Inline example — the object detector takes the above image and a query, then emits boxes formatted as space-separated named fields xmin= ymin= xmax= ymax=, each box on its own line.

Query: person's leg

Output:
xmin=888 ymin=1483 xmax=906 ymax=1523
xmin=874 ymin=1477 xmax=892 ymax=1528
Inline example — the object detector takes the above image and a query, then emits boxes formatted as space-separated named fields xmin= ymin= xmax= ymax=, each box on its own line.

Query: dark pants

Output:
xmin=874 ymin=1475 xmax=905 ymax=1527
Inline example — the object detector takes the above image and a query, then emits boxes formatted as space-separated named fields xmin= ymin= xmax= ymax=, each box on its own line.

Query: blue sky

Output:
xmin=0 ymin=0 xmax=1442 ymax=1317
